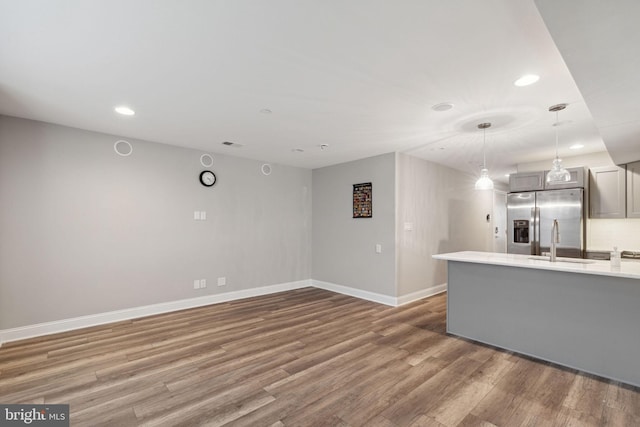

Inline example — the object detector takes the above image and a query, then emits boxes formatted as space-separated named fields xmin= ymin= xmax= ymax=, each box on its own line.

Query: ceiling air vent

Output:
xmin=222 ymin=141 xmax=243 ymax=148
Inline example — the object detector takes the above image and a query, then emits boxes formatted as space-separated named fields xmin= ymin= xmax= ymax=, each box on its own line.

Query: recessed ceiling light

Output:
xmin=260 ymin=108 xmax=272 ymax=114
xmin=292 ymin=148 xmax=304 ymax=153
xmin=431 ymin=102 xmax=454 ymax=112
xmin=114 ymin=105 xmax=135 ymax=116
xmin=505 ymin=174 xmax=511 ymax=178
xmin=569 ymin=143 xmax=584 ymax=150
xmin=514 ymin=74 xmax=540 ymax=87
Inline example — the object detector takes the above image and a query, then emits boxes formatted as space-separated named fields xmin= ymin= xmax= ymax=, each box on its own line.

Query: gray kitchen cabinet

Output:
xmin=543 ymin=167 xmax=585 ymax=190
xmin=509 ymin=171 xmax=544 ymax=192
xmin=589 ymin=165 xmax=626 ymax=218
xmin=627 ymin=161 xmax=640 ymax=218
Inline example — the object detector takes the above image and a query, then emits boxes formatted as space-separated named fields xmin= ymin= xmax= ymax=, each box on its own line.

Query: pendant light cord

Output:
xmin=482 ymin=127 xmax=487 ymax=168
xmin=555 ymin=110 xmax=559 ymax=159
xmin=549 ymin=103 xmax=567 ymax=160
xmin=477 ymin=122 xmax=491 ymax=169
xmin=474 ymin=122 xmax=493 ymax=190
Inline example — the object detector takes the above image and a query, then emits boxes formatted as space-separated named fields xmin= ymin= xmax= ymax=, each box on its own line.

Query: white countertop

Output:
xmin=433 ymin=251 xmax=640 ymax=280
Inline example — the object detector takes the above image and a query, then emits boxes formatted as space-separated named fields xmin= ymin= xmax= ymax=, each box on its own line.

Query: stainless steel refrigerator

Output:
xmin=507 ymin=188 xmax=585 ymax=258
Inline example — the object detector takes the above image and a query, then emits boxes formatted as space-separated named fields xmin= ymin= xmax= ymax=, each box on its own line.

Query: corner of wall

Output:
xmin=311 ymin=153 xmax=397 ymax=298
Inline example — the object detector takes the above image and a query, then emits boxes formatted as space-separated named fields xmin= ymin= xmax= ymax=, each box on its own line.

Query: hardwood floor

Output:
xmin=1 ymin=288 xmax=639 ymax=426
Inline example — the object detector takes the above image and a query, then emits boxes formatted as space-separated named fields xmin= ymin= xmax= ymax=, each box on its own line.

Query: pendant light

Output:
xmin=475 ymin=122 xmax=494 ymax=190
xmin=546 ymin=103 xmax=571 ymax=184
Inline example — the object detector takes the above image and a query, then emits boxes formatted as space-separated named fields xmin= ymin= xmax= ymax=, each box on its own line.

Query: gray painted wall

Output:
xmin=312 ymin=153 xmax=396 ymax=297
xmin=0 ymin=116 xmax=494 ymax=330
xmin=396 ymin=153 xmax=492 ymax=296
xmin=0 ymin=116 xmax=311 ymax=329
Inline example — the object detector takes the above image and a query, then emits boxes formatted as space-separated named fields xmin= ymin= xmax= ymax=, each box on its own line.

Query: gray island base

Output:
xmin=433 ymin=251 xmax=640 ymax=388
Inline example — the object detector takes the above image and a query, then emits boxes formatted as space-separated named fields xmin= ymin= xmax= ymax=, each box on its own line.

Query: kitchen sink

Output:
xmin=528 ymin=256 xmax=596 ymax=264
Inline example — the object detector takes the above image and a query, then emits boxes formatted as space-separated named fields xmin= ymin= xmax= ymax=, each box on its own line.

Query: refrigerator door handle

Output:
xmin=531 ymin=207 xmax=540 ymax=255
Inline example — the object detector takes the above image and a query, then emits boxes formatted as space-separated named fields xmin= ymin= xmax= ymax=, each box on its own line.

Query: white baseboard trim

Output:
xmin=312 ymin=280 xmax=446 ymax=307
xmin=0 ymin=279 xmax=311 ymax=346
xmin=0 ymin=279 xmax=447 ymax=346
xmin=396 ymin=283 xmax=447 ymax=306
xmin=312 ymin=280 xmax=398 ymax=306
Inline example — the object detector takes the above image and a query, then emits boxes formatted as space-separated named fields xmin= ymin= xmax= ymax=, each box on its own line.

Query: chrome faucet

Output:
xmin=550 ymin=219 xmax=559 ymax=262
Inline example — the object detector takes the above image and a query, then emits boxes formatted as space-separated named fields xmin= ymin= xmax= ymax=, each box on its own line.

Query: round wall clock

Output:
xmin=199 ymin=170 xmax=216 ymax=187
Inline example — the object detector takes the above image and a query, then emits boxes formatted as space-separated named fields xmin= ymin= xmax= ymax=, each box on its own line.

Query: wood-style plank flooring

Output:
xmin=1 ymin=288 xmax=639 ymax=426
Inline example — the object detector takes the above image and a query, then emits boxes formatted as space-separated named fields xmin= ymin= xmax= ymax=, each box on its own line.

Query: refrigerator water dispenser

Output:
xmin=513 ymin=220 xmax=530 ymax=243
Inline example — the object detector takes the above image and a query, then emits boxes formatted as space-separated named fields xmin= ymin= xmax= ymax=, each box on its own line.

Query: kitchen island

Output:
xmin=433 ymin=251 xmax=640 ymax=387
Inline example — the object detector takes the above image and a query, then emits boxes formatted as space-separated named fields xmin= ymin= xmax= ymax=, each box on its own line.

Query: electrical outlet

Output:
xmin=217 ymin=277 xmax=226 ymax=286
xmin=201 ymin=279 xmax=207 ymax=288
xmin=193 ymin=279 xmax=200 ymax=289
xmin=194 ymin=211 xmax=207 ymax=221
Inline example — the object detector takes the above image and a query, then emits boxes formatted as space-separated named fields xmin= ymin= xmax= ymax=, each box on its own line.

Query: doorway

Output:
xmin=492 ymin=190 xmax=507 ymax=253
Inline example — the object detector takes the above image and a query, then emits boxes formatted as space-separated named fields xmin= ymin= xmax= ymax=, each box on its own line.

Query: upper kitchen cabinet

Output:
xmin=543 ymin=167 xmax=585 ymax=190
xmin=509 ymin=171 xmax=544 ymax=192
xmin=627 ymin=161 xmax=640 ymax=218
xmin=589 ymin=165 xmax=626 ymax=218
xmin=510 ymin=168 xmax=585 ymax=192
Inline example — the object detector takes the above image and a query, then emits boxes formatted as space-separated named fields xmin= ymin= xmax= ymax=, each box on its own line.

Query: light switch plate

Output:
xmin=194 ymin=211 xmax=200 ymax=220
xmin=193 ymin=279 xmax=200 ymax=289
xmin=201 ymin=211 xmax=207 ymax=220
xmin=375 ymin=244 xmax=382 ymax=254
xmin=217 ymin=277 xmax=226 ymax=286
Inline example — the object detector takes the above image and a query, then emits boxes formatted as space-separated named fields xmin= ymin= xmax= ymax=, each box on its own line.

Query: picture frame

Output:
xmin=353 ymin=182 xmax=372 ymax=218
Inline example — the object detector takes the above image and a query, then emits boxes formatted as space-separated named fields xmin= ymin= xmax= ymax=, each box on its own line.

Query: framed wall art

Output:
xmin=353 ymin=182 xmax=372 ymax=218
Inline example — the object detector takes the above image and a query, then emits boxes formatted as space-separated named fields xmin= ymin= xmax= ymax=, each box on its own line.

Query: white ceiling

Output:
xmin=0 ymin=0 xmax=623 ymax=182
xmin=535 ymin=0 xmax=640 ymax=167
